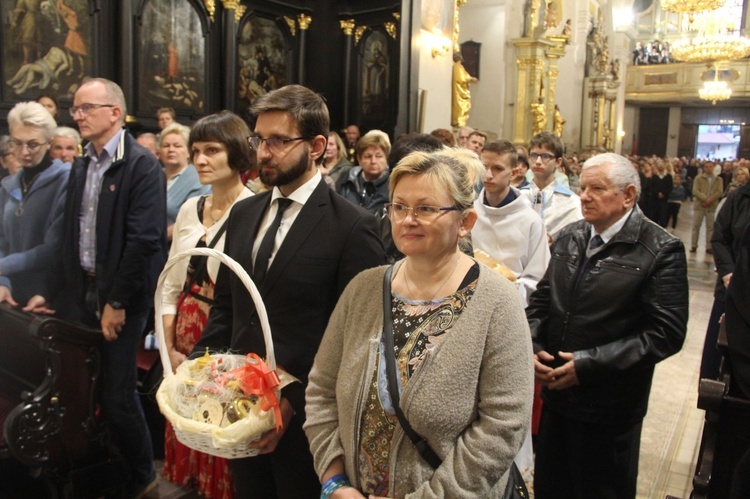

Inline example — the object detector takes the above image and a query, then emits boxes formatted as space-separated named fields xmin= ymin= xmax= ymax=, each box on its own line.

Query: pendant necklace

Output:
xmin=15 ymin=173 xmax=42 ymax=217
xmin=403 ymin=256 xmax=460 ymax=302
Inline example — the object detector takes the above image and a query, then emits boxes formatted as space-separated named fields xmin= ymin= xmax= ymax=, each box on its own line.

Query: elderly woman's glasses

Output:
xmin=9 ymin=139 xmax=48 ymax=153
xmin=248 ymin=135 xmax=310 ymax=153
xmin=386 ymin=203 xmax=459 ymax=223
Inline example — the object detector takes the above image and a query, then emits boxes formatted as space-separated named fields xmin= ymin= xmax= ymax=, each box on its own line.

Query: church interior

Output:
xmin=1 ymin=0 xmax=749 ymax=498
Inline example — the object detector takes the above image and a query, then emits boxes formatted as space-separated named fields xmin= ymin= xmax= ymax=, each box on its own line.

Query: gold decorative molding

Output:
xmin=285 ymin=16 xmax=297 ymax=36
xmin=234 ymin=4 xmax=246 ymax=22
xmin=384 ymin=22 xmax=397 ymax=39
xmin=298 ymin=13 xmax=312 ymax=30
xmin=355 ymin=25 xmax=367 ymax=45
xmin=392 ymin=12 xmax=400 ymax=21
xmin=340 ymin=19 xmax=355 ymax=36
xmin=220 ymin=0 xmax=244 ymax=22
xmin=204 ymin=0 xmax=215 ymax=22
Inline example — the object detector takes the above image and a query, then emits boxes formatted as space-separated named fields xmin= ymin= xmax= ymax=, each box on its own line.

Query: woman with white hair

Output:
xmin=0 ymin=101 xmax=70 ymax=307
xmin=161 ymin=122 xmax=211 ymax=240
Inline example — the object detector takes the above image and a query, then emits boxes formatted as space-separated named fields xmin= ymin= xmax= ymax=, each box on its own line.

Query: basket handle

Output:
xmin=154 ymin=247 xmax=276 ymax=377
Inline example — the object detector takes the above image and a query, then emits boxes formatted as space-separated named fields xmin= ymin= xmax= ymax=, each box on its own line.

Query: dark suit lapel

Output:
xmin=261 ymin=179 xmax=328 ymax=294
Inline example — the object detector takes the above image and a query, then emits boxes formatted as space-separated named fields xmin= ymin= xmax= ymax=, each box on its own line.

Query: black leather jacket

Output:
xmin=527 ymin=206 xmax=688 ymax=424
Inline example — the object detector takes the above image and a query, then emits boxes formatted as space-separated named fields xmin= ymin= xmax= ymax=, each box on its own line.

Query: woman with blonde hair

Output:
xmin=321 ymin=131 xmax=352 ymax=184
xmin=306 ymin=151 xmax=533 ymax=498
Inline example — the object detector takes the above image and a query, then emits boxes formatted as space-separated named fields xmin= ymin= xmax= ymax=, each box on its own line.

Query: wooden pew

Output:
xmin=692 ymin=321 xmax=750 ymax=498
xmin=0 ymin=304 xmax=123 ymax=497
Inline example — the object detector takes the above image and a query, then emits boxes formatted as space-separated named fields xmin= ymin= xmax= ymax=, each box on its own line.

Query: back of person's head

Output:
xmin=53 ymin=126 xmax=81 ymax=143
xmin=251 ymin=84 xmax=329 ymax=145
xmin=390 ymin=151 xmax=476 ymax=212
xmin=430 ymin=128 xmax=455 ymax=147
xmin=7 ymin=101 xmax=58 ymax=140
xmin=81 ymin=77 xmax=128 ymax=125
xmin=388 ymin=133 xmax=444 ymax=168
xmin=583 ymin=152 xmax=641 ymax=200
xmin=356 ymin=132 xmax=391 ymax=159
xmin=441 ymin=147 xmax=487 ymax=186
xmin=530 ymin=131 xmax=564 ymax=158
xmin=160 ymin=122 xmax=191 ymax=146
xmin=189 ymin=110 xmax=252 ymax=172
xmin=482 ymin=139 xmax=518 ymax=167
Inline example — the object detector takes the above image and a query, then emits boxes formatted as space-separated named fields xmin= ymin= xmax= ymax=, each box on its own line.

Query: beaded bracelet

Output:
xmin=320 ymin=473 xmax=352 ymax=499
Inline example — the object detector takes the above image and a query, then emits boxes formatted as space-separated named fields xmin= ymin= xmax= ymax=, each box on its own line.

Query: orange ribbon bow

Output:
xmin=222 ymin=354 xmax=283 ymax=432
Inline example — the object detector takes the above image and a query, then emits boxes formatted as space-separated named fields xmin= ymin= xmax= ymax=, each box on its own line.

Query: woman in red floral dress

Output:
xmin=160 ymin=111 xmax=254 ymax=498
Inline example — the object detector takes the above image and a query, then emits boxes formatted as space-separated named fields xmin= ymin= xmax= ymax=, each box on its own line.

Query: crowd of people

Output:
xmin=0 ymin=79 xmax=748 ymax=499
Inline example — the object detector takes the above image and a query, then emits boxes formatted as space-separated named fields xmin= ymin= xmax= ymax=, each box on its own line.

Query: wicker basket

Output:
xmin=154 ymin=247 xmax=282 ymax=459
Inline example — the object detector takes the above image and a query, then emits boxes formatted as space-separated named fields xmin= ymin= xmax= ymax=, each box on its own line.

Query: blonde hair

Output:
xmin=441 ymin=147 xmax=487 ymax=186
xmin=389 ymin=151 xmax=476 ymax=213
xmin=160 ymin=122 xmax=191 ymax=147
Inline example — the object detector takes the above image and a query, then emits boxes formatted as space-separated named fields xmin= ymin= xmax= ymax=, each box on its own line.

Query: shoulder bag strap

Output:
xmin=382 ymin=265 xmax=442 ymax=470
xmin=180 ymin=202 xmax=231 ymax=298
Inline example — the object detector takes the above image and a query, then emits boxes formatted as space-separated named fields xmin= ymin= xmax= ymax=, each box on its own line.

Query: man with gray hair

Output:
xmin=49 ymin=126 xmax=81 ymax=164
xmin=526 ymin=152 xmax=689 ymax=498
xmin=32 ymin=78 xmax=166 ymax=497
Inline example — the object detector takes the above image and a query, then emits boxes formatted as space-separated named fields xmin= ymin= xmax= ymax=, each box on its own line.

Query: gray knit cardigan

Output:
xmin=304 ymin=262 xmax=534 ymax=498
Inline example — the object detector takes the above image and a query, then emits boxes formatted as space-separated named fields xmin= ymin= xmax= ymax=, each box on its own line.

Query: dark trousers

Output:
xmin=80 ymin=306 xmax=155 ymax=485
xmin=667 ymin=202 xmax=682 ymax=229
xmin=700 ymin=299 xmax=726 ymax=381
xmin=731 ymin=445 xmax=750 ymax=499
xmin=534 ymin=407 xmax=642 ymax=499
xmin=228 ymin=414 xmax=319 ymax=499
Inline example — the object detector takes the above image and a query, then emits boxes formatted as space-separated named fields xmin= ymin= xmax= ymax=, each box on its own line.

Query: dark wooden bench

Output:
xmin=0 ymin=304 xmax=124 ymax=497
xmin=692 ymin=321 xmax=750 ymax=499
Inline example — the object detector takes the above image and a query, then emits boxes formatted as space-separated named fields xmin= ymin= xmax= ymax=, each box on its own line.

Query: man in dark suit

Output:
xmin=196 ymin=85 xmax=386 ymax=498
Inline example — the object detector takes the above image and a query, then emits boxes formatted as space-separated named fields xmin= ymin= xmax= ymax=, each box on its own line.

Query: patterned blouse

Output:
xmin=357 ymin=264 xmax=479 ymax=496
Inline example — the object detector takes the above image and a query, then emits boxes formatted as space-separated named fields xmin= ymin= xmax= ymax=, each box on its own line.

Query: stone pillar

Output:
xmin=340 ymin=19 xmax=355 ymax=126
xmin=298 ymin=14 xmax=312 ymax=85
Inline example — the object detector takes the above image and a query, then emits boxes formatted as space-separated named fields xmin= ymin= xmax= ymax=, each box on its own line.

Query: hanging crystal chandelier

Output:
xmin=661 ymin=0 xmax=726 ymax=18
xmin=670 ymin=12 xmax=750 ymax=63
xmin=699 ymin=67 xmax=732 ymax=104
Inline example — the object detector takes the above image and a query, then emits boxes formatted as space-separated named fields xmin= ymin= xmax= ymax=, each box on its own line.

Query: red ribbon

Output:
xmin=216 ymin=354 xmax=283 ymax=432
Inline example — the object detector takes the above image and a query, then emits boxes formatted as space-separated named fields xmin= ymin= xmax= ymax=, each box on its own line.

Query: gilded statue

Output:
xmin=544 ymin=0 xmax=560 ymax=32
xmin=553 ymin=105 xmax=566 ymax=137
xmin=451 ymin=52 xmax=477 ymax=128
xmin=530 ymin=98 xmax=547 ymax=135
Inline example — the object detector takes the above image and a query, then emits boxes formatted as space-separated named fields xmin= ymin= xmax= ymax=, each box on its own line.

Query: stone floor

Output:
xmin=148 ymin=201 xmax=718 ymax=499
xmin=637 ymin=200 xmax=716 ymax=499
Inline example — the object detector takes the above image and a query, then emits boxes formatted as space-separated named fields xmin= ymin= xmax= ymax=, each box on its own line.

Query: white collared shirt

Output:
xmin=251 ymin=170 xmax=322 ymax=270
xmin=590 ymin=207 xmax=633 ymax=245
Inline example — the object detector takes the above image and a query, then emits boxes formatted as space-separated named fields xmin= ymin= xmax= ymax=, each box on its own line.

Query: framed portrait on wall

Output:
xmin=136 ymin=0 xmax=207 ymax=114
xmin=236 ymin=14 xmax=293 ymax=118
xmin=359 ymin=30 xmax=390 ymax=121
xmin=1 ymin=0 xmax=94 ymax=102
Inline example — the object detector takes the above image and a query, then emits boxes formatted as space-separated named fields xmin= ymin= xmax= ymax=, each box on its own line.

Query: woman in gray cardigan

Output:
xmin=305 ymin=151 xmax=533 ymax=498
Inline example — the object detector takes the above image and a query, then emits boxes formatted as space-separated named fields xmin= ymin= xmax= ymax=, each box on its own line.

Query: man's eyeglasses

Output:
xmin=248 ymin=136 xmax=310 ymax=153
xmin=9 ymin=139 xmax=48 ymax=153
xmin=529 ymin=152 xmax=557 ymax=162
xmin=386 ymin=203 xmax=460 ymax=223
xmin=69 ymin=103 xmax=116 ymax=117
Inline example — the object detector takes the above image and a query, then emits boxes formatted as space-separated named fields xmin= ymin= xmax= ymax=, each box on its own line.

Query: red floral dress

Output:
xmin=162 ymin=206 xmax=235 ymax=499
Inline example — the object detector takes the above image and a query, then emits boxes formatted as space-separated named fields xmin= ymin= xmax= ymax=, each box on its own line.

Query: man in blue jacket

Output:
xmin=31 ymin=78 xmax=167 ymax=498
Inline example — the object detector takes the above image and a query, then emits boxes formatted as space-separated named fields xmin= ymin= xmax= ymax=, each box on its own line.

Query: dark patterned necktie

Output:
xmin=253 ymin=198 xmax=292 ymax=284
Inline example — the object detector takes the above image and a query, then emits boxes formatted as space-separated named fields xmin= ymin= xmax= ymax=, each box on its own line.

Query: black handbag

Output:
xmin=382 ymin=265 xmax=528 ymax=498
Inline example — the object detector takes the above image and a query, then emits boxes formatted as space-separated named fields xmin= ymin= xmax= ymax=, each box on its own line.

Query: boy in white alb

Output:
xmin=519 ymin=131 xmax=582 ymax=239
xmin=472 ymin=139 xmax=550 ymax=308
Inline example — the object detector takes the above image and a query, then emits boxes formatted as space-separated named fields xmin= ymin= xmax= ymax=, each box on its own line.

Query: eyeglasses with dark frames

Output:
xmin=69 ymin=103 xmax=116 ymax=117
xmin=248 ymin=136 xmax=311 ymax=153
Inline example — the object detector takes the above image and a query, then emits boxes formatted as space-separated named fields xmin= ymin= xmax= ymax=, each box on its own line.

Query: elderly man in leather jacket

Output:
xmin=527 ymin=153 xmax=688 ymax=499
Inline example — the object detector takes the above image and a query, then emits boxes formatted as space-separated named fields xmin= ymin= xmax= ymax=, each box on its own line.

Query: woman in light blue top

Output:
xmin=161 ymin=122 xmax=211 ymax=240
xmin=0 ymin=101 xmax=70 ymax=307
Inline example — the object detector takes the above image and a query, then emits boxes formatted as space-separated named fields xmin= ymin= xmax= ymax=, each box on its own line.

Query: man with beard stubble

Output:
xmin=194 ymin=84 xmax=386 ymax=498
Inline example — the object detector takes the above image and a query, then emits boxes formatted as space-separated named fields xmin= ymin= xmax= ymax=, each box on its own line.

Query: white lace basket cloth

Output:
xmin=155 ymin=247 xmax=289 ymax=459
